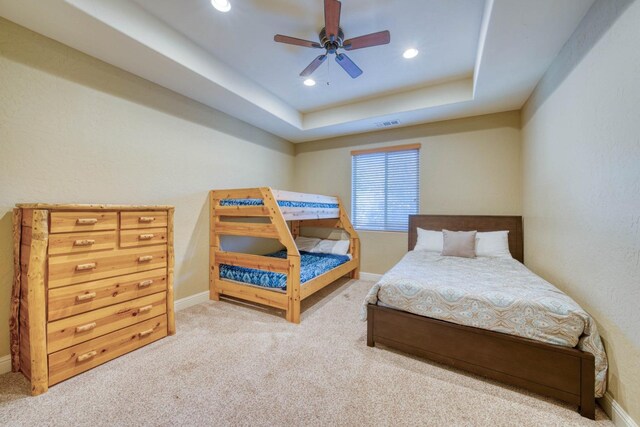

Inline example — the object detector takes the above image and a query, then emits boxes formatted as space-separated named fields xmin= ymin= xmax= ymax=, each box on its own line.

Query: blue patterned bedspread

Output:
xmin=219 ymin=250 xmax=350 ymax=290
xmin=220 ymin=198 xmax=338 ymax=209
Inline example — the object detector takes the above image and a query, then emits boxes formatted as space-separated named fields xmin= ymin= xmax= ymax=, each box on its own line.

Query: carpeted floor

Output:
xmin=0 ymin=278 xmax=611 ymax=426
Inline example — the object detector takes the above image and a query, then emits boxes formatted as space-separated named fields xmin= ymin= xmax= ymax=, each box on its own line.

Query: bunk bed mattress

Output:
xmin=361 ymin=250 xmax=608 ymax=397
xmin=220 ymin=199 xmax=338 ymax=209
xmin=219 ymin=250 xmax=350 ymax=290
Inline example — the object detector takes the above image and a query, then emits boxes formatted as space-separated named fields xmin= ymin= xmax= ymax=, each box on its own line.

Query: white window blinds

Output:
xmin=351 ymin=145 xmax=420 ymax=232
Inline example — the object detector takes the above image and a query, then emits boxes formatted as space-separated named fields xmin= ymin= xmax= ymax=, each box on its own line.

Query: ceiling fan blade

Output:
xmin=274 ymin=34 xmax=322 ymax=49
xmin=324 ymin=0 xmax=341 ymax=41
xmin=343 ymin=30 xmax=390 ymax=51
xmin=335 ymin=53 xmax=363 ymax=79
xmin=300 ymin=54 xmax=328 ymax=77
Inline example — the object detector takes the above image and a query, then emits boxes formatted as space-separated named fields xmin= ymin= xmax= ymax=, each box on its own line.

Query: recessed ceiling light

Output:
xmin=403 ymin=48 xmax=419 ymax=59
xmin=210 ymin=0 xmax=231 ymax=12
xmin=303 ymin=79 xmax=316 ymax=87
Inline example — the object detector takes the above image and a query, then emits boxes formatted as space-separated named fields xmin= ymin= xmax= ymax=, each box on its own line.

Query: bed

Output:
xmin=210 ymin=187 xmax=360 ymax=323
xmin=364 ymin=215 xmax=607 ymax=419
xmin=219 ymin=250 xmax=350 ymax=290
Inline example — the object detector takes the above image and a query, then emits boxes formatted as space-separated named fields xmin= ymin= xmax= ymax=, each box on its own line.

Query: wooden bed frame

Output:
xmin=209 ymin=187 xmax=360 ymax=324
xmin=367 ymin=215 xmax=596 ymax=419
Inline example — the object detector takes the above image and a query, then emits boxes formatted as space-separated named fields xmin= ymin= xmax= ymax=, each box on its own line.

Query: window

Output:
xmin=351 ymin=144 xmax=420 ymax=232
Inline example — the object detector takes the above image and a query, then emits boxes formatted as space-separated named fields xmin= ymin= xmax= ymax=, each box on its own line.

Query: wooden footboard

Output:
xmin=300 ymin=259 xmax=359 ymax=300
xmin=367 ymin=304 xmax=596 ymax=419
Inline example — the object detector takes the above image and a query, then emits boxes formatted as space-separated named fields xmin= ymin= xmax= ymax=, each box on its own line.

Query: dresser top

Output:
xmin=15 ymin=203 xmax=174 ymax=210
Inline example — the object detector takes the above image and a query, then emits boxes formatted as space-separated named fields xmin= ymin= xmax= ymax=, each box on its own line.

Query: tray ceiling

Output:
xmin=133 ymin=0 xmax=485 ymax=113
xmin=0 ymin=0 xmax=595 ymax=142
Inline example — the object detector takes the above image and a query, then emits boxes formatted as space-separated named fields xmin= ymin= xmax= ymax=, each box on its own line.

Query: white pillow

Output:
xmin=309 ymin=239 xmax=350 ymax=256
xmin=475 ymin=231 xmax=512 ymax=258
xmin=414 ymin=228 xmax=443 ymax=252
xmin=294 ymin=236 xmax=321 ymax=252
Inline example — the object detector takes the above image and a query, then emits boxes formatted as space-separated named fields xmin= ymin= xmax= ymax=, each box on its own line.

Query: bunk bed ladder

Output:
xmin=260 ymin=188 xmax=301 ymax=323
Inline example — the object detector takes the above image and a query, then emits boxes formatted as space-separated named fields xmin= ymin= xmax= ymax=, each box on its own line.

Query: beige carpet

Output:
xmin=0 ymin=278 xmax=611 ymax=426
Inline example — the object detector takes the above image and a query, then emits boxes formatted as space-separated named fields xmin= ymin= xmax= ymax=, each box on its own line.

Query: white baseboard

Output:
xmin=0 ymin=354 xmax=11 ymax=375
xmin=359 ymin=272 xmax=382 ymax=282
xmin=600 ymin=392 xmax=638 ymax=427
xmin=174 ymin=290 xmax=210 ymax=312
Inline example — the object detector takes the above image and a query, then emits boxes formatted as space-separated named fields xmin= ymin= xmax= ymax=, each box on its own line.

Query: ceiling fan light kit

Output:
xmin=274 ymin=0 xmax=390 ymax=79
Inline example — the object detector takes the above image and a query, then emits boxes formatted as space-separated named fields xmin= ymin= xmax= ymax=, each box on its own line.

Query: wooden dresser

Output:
xmin=10 ymin=204 xmax=175 ymax=395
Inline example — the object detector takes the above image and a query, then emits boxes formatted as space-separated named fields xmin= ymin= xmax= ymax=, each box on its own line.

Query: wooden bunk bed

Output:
xmin=209 ymin=187 xmax=360 ymax=323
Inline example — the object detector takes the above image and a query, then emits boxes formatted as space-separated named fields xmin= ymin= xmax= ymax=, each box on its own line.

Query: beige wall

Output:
xmin=3 ymin=4 xmax=638 ymax=421
xmin=0 ymin=19 xmax=295 ymax=357
xmin=295 ymin=111 xmax=522 ymax=274
xmin=521 ymin=0 xmax=640 ymax=421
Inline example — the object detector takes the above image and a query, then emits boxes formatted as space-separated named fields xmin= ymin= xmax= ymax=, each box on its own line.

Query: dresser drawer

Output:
xmin=50 ymin=211 xmax=117 ymax=233
xmin=121 ymin=211 xmax=168 ymax=229
xmin=120 ymin=227 xmax=167 ymax=248
xmin=48 ymin=315 xmax=167 ymax=386
xmin=48 ymin=268 xmax=167 ymax=321
xmin=48 ymin=230 xmax=116 ymax=255
xmin=48 ymin=246 xmax=167 ymax=288
xmin=47 ymin=292 xmax=166 ymax=353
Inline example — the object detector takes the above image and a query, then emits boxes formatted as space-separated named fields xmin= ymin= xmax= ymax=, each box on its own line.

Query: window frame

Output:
xmin=350 ymin=143 xmax=420 ymax=233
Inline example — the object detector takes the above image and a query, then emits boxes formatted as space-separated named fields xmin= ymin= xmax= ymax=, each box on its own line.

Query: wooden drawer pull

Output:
xmin=76 ymin=218 xmax=98 ymax=225
xmin=139 ymin=234 xmax=155 ymax=240
xmin=139 ymin=216 xmax=155 ymax=223
xmin=138 ymin=328 xmax=154 ymax=338
xmin=77 ymin=350 xmax=97 ymax=362
xmin=74 ymin=239 xmax=95 ymax=246
xmin=76 ymin=292 xmax=97 ymax=302
xmin=76 ymin=262 xmax=97 ymax=271
xmin=138 ymin=305 xmax=153 ymax=314
xmin=75 ymin=322 xmax=97 ymax=333
xmin=138 ymin=255 xmax=153 ymax=262
xmin=138 ymin=279 xmax=154 ymax=288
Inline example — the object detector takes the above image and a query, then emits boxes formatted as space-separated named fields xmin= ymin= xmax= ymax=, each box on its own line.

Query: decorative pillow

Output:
xmin=414 ymin=228 xmax=443 ymax=252
xmin=294 ymin=236 xmax=321 ymax=252
xmin=441 ymin=230 xmax=477 ymax=258
xmin=476 ymin=231 xmax=512 ymax=259
xmin=309 ymin=239 xmax=350 ymax=256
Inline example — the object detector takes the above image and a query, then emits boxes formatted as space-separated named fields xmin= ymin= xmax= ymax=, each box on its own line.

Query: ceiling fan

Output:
xmin=274 ymin=0 xmax=390 ymax=79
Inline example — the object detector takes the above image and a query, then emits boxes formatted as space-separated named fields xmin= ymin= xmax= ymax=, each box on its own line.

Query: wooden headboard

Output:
xmin=408 ymin=215 xmax=524 ymax=263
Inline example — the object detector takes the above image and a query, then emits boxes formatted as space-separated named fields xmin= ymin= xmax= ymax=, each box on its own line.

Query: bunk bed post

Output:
xmin=336 ymin=197 xmax=360 ymax=279
xmin=291 ymin=220 xmax=300 ymax=239
xmin=287 ymin=219 xmax=301 ymax=322
xmin=286 ymin=256 xmax=302 ymax=323
xmin=350 ymin=238 xmax=360 ymax=279
xmin=209 ymin=190 xmax=220 ymax=301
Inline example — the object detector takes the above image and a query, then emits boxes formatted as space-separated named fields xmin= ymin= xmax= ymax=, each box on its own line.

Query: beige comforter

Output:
xmin=362 ymin=250 xmax=608 ymax=397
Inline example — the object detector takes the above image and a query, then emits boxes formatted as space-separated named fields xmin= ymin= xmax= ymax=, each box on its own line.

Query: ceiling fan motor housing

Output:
xmin=320 ymin=27 xmax=345 ymax=53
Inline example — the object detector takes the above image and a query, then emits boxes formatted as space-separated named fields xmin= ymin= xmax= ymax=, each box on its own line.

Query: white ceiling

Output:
xmin=0 ymin=0 xmax=595 ymax=142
